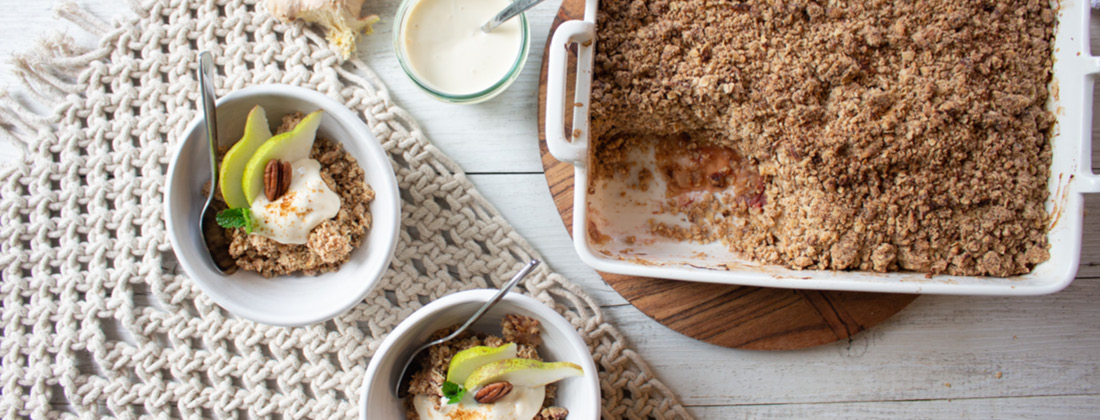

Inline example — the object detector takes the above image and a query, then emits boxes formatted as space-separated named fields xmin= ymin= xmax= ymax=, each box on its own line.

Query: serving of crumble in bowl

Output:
xmin=360 ymin=290 xmax=600 ymax=419
xmin=165 ymin=85 xmax=400 ymax=326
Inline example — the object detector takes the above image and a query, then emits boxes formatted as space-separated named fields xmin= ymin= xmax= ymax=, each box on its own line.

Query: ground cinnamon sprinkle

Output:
xmin=590 ymin=0 xmax=1055 ymax=276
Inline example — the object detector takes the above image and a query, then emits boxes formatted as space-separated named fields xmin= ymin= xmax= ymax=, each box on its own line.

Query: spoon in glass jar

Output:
xmin=481 ymin=0 xmax=545 ymax=32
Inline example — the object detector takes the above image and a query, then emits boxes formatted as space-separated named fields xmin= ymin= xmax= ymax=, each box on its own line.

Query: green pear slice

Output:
xmin=218 ymin=105 xmax=273 ymax=209
xmin=241 ymin=110 xmax=324 ymax=204
xmin=463 ymin=358 xmax=583 ymax=390
xmin=446 ymin=343 xmax=518 ymax=385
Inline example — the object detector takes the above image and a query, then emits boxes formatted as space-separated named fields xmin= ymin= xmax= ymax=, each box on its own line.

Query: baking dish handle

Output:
xmin=1081 ymin=172 xmax=1100 ymax=193
xmin=546 ymin=20 xmax=596 ymax=166
xmin=1082 ymin=56 xmax=1100 ymax=194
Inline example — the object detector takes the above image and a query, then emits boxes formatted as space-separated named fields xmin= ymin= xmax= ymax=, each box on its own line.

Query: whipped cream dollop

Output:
xmin=249 ymin=158 xmax=340 ymax=244
xmin=413 ymin=386 xmax=545 ymax=420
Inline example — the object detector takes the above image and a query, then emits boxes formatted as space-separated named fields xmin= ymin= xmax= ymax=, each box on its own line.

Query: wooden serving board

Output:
xmin=535 ymin=0 xmax=917 ymax=350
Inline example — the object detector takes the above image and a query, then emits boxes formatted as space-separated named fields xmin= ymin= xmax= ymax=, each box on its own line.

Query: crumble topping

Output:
xmin=502 ymin=313 xmax=544 ymax=348
xmin=590 ymin=0 xmax=1054 ymax=276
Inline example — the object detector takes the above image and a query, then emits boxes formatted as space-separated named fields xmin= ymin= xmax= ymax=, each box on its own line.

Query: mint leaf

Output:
xmin=442 ymin=381 xmax=465 ymax=404
xmin=216 ymin=208 xmax=254 ymax=234
xmin=241 ymin=209 xmax=253 ymax=234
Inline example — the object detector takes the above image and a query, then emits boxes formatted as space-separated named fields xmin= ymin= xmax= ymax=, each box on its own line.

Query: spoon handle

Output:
xmin=481 ymin=0 xmax=544 ymax=33
xmin=199 ymin=51 xmax=218 ymax=185
xmin=432 ymin=259 xmax=540 ymax=346
xmin=197 ymin=51 xmax=237 ymax=274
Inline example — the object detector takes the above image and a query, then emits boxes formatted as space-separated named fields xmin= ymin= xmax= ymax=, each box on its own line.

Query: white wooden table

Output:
xmin=2 ymin=2 xmax=1099 ymax=418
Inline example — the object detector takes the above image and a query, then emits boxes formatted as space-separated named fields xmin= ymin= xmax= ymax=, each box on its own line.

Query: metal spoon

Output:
xmin=481 ymin=0 xmax=545 ymax=33
xmin=197 ymin=51 xmax=236 ymax=274
xmin=395 ymin=259 xmax=541 ymax=397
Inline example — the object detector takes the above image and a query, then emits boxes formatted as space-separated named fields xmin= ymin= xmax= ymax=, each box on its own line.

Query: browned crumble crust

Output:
xmin=405 ymin=315 xmax=567 ymax=420
xmin=223 ymin=112 xmax=375 ymax=277
xmin=535 ymin=406 xmax=570 ymax=420
xmin=591 ymin=0 xmax=1055 ymax=276
xmin=503 ymin=314 xmax=544 ymax=348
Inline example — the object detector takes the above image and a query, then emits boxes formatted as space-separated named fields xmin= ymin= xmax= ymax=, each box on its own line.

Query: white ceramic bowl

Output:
xmin=164 ymin=85 xmax=401 ymax=326
xmin=360 ymin=290 xmax=600 ymax=419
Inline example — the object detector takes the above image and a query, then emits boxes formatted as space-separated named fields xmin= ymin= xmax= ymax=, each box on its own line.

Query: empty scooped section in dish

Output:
xmin=586 ymin=133 xmax=766 ymax=268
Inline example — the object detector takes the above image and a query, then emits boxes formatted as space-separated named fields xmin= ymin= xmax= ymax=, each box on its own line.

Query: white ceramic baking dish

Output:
xmin=545 ymin=0 xmax=1100 ymax=295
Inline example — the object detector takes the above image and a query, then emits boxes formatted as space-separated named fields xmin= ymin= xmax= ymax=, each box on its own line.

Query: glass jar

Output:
xmin=393 ymin=0 xmax=532 ymax=104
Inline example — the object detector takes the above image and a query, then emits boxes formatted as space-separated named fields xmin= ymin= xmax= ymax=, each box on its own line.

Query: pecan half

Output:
xmin=474 ymin=381 xmax=513 ymax=404
xmin=264 ymin=159 xmax=293 ymax=201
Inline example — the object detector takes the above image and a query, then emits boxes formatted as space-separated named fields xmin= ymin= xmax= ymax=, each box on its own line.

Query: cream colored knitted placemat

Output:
xmin=0 ymin=0 xmax=691 ymax=418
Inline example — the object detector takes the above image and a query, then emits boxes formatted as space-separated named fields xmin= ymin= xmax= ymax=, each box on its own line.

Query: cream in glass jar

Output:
xmin=396 ymin=0 xmax=530 ymax=102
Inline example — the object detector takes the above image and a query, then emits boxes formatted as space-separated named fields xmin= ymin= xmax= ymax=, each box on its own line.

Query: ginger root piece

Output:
xmin=266 ymin=0 xmax=380 ymax=60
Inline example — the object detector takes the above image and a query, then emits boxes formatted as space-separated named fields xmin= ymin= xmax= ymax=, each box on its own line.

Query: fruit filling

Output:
xmin=653 ymin=133 xmax=764 ymax=205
